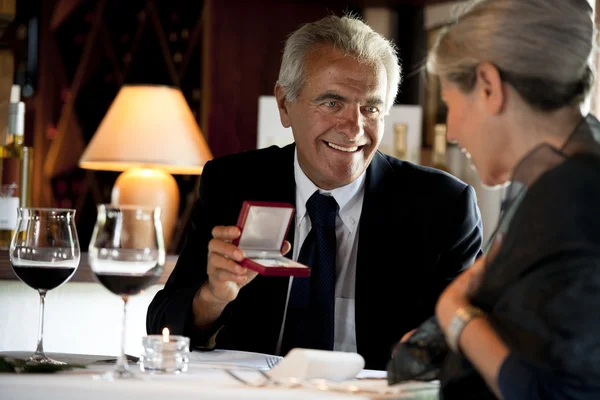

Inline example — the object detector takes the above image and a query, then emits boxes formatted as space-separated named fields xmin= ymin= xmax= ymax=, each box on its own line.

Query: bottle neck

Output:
xmin=433 ymin=133 xmax=447 ymax=166
xmin=5 ymin=133 xmax=24 ymax=146
xmin=394 ymin=124 xmax=407 ymax=159
xmin=8 ymin=101 xmax=25 ymax=137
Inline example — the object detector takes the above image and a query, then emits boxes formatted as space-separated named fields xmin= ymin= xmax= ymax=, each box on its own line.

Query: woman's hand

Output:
xmin=436 ymin=255 xmax=487 ymax=332
xmin=435 ymin=253 xmax=509 ymax=399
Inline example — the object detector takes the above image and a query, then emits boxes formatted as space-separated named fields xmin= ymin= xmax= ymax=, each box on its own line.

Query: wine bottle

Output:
xmin=393 ymin=123 xmax=408 ymax=161
xmin=0 ymin=85 xmax=32 ymax=250
xmin=432 ymin=123 xmax=450 ymax=173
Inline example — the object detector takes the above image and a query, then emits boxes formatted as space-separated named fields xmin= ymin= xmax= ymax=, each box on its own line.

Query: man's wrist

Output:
xmin=192 ymin=283 xmax=229 ymax=331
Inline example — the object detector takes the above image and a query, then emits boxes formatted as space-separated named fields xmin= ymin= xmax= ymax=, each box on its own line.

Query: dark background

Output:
xmin=2 ymin=0 xmax=451 ymax=251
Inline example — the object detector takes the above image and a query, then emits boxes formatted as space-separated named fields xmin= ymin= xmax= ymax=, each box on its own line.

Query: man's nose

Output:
xmin=337 ymin=104 xmax=363 ymax=140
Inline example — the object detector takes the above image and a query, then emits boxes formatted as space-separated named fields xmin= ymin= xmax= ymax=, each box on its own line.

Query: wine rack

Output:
xmin=32 ymin=0 xmax=205 ymax=251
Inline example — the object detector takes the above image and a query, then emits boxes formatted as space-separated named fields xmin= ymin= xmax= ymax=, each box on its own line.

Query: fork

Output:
xmin=224 ymin=369 xmax=302 ymax=388
xmin=265 ymin=356 xmax=282 ymax=369
xmin=225 ymin=370 xmax=434 ymax=396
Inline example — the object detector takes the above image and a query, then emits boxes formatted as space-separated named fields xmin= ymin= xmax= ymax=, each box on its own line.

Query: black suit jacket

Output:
xmin=147 ymin=144 xmax=482 ymax=370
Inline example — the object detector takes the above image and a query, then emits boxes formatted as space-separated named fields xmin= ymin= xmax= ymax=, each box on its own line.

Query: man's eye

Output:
xmin=324 ymin=101 xmax=338 ymax=108
xmin=364 ymin=106 xmax=380 ymax=114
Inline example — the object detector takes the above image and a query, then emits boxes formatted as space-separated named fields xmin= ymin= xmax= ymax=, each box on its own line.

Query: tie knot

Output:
xmin=306 ymin=192 xmax=338 ymax=228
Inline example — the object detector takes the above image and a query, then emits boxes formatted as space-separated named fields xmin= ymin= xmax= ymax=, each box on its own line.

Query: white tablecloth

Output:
xmin=0 ymin=351 xmax=439 ymax=400
xmin=0 ymin=281 xmax=161 ymax=357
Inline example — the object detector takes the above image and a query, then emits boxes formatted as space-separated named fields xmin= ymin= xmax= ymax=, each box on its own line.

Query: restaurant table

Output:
xmin=0 ymin=351 xmax=440 ymax=400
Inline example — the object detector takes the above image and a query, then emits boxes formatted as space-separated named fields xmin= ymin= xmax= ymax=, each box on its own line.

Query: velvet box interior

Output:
xmin=233 ymin=201 xmax=310 ymax=277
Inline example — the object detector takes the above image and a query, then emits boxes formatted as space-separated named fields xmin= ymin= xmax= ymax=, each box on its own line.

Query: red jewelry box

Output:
xmin=232 ymin=201 xmax=310 ymax=277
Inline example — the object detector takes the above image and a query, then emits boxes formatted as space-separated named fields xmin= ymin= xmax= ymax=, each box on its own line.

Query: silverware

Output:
xmin=265 ymin=355 xmax=281 ymax=369
xmin=224 ymin=369 xmax=268 ymax=388
xmin=224 ymin=368 xmax=439 ymax=396
xmin=224 ymin=369 xmax=302 ymax=388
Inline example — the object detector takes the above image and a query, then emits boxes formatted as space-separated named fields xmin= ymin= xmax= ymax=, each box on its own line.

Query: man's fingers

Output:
xmin=246 ymin=269 xmax=258 ymax=281
xmin=213 ymin=268 xmax=247 ymax=285
xmin=212 ymin=226 xmax=241 ymax=241
xmin=208 ymin=238 xmax=245 ymax=262
xmin=281 ymin=240 xmax=292 ymax=256
xmin=208 ymin=252 xmax=246 ymax=275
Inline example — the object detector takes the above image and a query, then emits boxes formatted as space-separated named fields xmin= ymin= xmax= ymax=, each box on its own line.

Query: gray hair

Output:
xmin=427 ymin=0 xmax=595 ymax=111
xmin=277 ymin=15 xmax=401 ymax=114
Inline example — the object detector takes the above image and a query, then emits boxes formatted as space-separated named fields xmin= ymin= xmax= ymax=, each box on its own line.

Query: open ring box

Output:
xmin=233 ymin=201 xmax=310 ymax=277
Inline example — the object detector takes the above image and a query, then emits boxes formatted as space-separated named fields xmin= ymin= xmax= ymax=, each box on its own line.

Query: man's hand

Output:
xmin=193 ymin=225 xmax=292 ymax=330
xmin=205 ymin=226 xmax=256 ymax=303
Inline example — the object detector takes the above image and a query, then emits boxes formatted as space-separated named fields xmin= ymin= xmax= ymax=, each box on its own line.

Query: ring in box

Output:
xmin=233 ymin=201 xmax=310 ymax=277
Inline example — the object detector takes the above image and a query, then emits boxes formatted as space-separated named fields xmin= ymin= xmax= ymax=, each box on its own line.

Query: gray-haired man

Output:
xmin=147 ymin=15 xmax=482 ymax=370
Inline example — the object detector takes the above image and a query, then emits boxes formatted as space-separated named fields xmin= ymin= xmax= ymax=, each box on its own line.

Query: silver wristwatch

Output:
xmin=446 ymin=305 xmax=485 ymax=353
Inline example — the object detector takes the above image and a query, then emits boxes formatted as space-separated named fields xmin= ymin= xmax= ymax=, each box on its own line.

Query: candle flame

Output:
xmin=162 ymin=327 xmax=170 ymax=343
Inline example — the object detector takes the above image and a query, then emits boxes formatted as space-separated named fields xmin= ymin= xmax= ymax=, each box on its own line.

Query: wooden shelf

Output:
xmin=0 ymin=250 xmax=177 ymax=285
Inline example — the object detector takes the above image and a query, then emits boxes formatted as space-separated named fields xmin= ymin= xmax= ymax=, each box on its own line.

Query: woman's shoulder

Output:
xmin=479 ymin=151 xmax=600 ymax=387
xmin=526 ymin=150 xmax=600 ymax=203
xmin=477 ymin=148 xmax=600 ymax=308
xmin=550 ymin=151 xmax=600 ymax=178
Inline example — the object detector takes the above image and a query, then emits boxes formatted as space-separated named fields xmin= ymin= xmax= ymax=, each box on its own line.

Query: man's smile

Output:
xmin=324 ymin=140 xmax=365 ymax=153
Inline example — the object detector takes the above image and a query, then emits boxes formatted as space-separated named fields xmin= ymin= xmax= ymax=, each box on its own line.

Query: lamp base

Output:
xmin=111 ymin=167 xmax=179 ymax=250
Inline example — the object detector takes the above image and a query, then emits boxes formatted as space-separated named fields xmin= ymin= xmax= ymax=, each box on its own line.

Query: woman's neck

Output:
xmin=503 ymin=106 xmax=583 ymax=177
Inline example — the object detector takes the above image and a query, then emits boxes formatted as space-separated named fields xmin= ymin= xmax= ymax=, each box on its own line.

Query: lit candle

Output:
xmin=159 ymin=327 xmax=177 ymax=371
xmin=140 ymin=328 xmax=190 ymax=374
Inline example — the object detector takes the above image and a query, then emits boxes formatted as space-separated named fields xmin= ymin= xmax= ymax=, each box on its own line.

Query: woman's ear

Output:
xmin=274 ymin=85 xmax=292 ymax=128
xmin=476 ymin=62 xmax=505 ymax=115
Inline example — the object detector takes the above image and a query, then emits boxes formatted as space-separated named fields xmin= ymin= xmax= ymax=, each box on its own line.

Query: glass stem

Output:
xmin=115 ymin=296 xmax=130 ymax=373
xmin=34 ymin=290 xmax=47 ymax=357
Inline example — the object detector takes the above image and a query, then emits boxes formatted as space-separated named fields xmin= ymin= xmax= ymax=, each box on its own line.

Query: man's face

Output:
xmin=276 ymin=45 xmax=388 ymax=190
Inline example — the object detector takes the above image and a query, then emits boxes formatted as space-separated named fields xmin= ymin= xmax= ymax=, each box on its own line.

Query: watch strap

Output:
xmin=446 ymin=305 xmax=485 ymax=353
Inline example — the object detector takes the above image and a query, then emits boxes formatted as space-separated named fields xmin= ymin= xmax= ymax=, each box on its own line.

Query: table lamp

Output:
xmin=79 ymin=84 xmax=213 ymax=249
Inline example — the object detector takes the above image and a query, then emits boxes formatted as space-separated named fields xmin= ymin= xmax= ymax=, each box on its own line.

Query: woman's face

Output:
xmin=440 ymin=77 xmax=508 ymax=187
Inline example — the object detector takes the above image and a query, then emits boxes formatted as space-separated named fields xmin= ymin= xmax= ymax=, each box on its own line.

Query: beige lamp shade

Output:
xmin=79 ymin=85 xmax=213 ymax=251
xmin=79 ymin=85 xmax=212 ymax=173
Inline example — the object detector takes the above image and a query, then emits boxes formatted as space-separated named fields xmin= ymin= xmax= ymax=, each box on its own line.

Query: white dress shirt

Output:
xmin=288 ymin=149 xmax=365 ymax=353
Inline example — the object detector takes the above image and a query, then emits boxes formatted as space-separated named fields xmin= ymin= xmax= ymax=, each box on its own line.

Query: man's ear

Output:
xmin=274 ymin=85 xmax=292 ymax=128
xmin=476 ymin=62 xmax=505 ymax=115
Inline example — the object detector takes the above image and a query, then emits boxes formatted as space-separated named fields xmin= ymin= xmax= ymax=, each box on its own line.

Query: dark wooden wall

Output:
xmin=395 ymin=4 xmax=426 ymax=106
xmin=203 ymin=0 xmax=356 ymax=158
xmin=6 ymin=0 xmax=437 ymax=251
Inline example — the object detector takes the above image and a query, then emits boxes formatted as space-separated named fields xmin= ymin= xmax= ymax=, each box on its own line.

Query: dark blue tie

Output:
xmin=282 ymin=192 xmax=337 ymax=354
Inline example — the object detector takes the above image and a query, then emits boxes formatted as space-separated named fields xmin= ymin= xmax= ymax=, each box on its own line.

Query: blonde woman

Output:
xmin=428 ymin=0 xmax=600 ymax=398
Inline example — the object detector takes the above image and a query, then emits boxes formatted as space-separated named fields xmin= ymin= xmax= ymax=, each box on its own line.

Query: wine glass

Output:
xmin=9 ymin=208 xmax=81 ymax=365
xmin=88 ymin=205 xmax=165 ymax=379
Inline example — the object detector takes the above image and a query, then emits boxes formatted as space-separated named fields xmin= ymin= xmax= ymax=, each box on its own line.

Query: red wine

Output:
xmin=94 ymin=273 xmax=158 ymax=296
xmin=12 ymin=265 xmax=76 ymax=290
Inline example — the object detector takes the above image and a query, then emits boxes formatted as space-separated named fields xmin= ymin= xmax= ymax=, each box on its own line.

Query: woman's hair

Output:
xmin=277 ymin=15 xmax=401 ymax=114
xmin=427 ymin=0 xmax=596 ymax=111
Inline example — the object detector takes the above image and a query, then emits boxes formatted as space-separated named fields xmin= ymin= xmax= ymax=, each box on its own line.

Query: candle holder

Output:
xmin=140 ymin=335 xmax=190 ymax=374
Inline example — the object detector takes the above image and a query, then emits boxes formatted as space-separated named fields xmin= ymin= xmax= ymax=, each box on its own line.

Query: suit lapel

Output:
xmin=355 ymin=151 xmax=398 ymax=354
xmin=238 ymin=144 xmax=297 ymax=354
xmin=278 ymin=144 xmax=297 ymax=250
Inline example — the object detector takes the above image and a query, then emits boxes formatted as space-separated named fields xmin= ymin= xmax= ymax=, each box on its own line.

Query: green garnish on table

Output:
xmin=0 ymin=357 xmax=86 ymax=373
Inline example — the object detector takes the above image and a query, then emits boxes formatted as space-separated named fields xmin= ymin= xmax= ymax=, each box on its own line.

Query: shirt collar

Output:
xmin=294 ymin=149 xmax=366 ymax=233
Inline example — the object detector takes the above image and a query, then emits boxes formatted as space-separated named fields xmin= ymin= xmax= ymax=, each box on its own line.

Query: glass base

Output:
xmin=93 ymin=365 xmax=136 ymax=380
xmin=27 ymin=353 xmax=66 ymax=366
